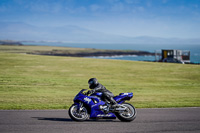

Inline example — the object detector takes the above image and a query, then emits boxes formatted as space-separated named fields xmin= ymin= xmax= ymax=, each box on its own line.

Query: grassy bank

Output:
xmin=0 ymin=44 xmax=153 ymax=57
xmin=0 ymin=45 xmax=200 ymax=109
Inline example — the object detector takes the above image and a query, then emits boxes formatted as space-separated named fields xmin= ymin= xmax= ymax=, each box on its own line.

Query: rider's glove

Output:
xmin=87 ymin=90 xmax=94 ymax=95
xmin=86 ymin=90 xmax=91 ymax=95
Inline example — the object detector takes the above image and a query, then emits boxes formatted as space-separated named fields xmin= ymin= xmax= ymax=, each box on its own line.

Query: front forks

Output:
xmin=77 ymin=102 xmax=83 ymax=113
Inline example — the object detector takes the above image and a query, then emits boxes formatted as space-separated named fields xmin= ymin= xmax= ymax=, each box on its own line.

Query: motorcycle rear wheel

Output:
xmin=115 ymin=103 xmax=136 ymax=122
xmin=68 ymin=104 xmax=89 ymax=121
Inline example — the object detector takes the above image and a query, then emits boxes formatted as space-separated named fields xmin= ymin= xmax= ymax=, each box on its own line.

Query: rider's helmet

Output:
xmin=88 ymin=78 xmax=98 ymax=89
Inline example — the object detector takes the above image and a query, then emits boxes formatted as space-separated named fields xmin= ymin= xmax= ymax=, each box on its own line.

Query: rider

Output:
xmin=87 ymin=78 xmax=119 ymax=108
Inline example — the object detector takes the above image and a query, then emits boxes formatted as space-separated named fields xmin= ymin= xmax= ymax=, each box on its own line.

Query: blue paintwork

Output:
xmin=90 ymin=92 xmax=103 ymax=97
xmin=73 ymin=89 xmax=133 ymax=119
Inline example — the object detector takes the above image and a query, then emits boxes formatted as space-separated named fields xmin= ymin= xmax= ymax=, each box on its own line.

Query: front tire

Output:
xmin=68 ymin=104 xmax=89 ymax=121
xmin=115 ymin=103 xmax=136 ymax=122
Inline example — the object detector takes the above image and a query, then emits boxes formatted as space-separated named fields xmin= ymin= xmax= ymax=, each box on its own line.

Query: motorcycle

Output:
xmin=68 ymin=89 xmax=136 ymax=122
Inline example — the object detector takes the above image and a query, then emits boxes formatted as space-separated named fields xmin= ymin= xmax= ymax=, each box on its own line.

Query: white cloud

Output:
xmin=162 ymin=0 xmax=169 ymax=4
xmin=65 ymin=6 xmax=87 ymax=14
xmin=137 ymin=6 xmax=145 ymax=12
xmin=90 ymin=4 xmax=101 ymax=12
xmin=0 ymin=5 xmax=7 ymax=12
xmin=125 ymin=0 xmax=141 ymax=4
xmin=110 ymin=2 xmax=125 ymax=12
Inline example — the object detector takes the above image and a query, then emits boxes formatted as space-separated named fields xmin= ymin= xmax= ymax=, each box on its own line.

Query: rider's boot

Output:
xmin=110 ymin=97 xmax=119 ymax=108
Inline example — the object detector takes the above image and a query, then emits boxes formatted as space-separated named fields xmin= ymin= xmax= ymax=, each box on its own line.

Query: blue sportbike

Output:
xmin=68 ymin=89 xmax=136 ymax=122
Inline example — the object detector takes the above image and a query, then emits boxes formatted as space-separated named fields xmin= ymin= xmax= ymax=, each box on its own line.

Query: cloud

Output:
xmin=90 ymin=4 xmax=101 ymax=12
xmin=0 ymin=5 xmax=7 ymax=12
xmin=110 ymin=2 xmax=125 ymax=12
xmin=65 ymin=6 xmax=87 ymax=14
xmin=1 ymin=0 xmax=200 ymax=39
xmin=162 ymin=0 xmax=169 ymax=4
xmin=28 ymin=1 xmax=63 ymax=13
xmin=137 ymin=6 xmax=145 ymax=12
xmin=125 ymin=0 xmax=141 ymax=4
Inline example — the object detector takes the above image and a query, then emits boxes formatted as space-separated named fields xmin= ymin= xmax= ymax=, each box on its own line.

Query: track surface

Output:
xmin=0 ymin=108 xmax=200 ymax=133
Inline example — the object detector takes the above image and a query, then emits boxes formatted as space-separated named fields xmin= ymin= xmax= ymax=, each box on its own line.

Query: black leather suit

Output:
xmin=90 ymin=83 xmax=117 ymax=104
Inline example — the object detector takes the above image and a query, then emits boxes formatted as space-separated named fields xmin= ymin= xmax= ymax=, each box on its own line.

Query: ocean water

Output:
xmin=23 ymin=42 xmax=200 ymax=63
xmin=89 ymin=55 xmax=156 ymax=62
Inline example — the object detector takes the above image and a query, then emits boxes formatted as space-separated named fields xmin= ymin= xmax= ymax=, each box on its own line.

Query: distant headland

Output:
xmin=0 ymin=40 xmax=23 ymax=45
xmin=0 ymin=40 xmax=154 ymax=57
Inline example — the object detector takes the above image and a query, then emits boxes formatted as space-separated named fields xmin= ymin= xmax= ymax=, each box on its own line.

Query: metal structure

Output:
xmin=155 ymin=49 xmax=190 ymax=64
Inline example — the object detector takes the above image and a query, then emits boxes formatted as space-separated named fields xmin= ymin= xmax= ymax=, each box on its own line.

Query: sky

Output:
xmin=0 ymin=0 xmax=200 ymax=39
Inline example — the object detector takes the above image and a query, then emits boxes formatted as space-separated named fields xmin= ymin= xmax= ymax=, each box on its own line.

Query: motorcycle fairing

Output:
xmin=89 ymin=101 xmax=116 ymax=119
xmin=73 ymin=89 xmax=133 ymax=119
xmin=90 ymin=92 xmax=103 ymax=98
xmin=73 ymin=90 xmax=116 ymax=119
xmin=90 ymin=92 xmax=133 ymax=104
xmin=114 ymin=93 xmax=133 ymax=104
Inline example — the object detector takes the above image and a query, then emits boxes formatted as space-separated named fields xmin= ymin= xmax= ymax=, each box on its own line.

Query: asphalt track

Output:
xmin=0 ymin=108 xmax=200 ymax=133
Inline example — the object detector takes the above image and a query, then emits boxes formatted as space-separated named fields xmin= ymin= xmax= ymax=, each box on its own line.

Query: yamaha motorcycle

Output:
xmin=68 ymin=89 xmax=136 ymax=122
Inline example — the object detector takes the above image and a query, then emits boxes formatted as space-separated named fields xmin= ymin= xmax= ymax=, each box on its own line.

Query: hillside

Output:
xmin=1 ymin=22 xmax=200 ymax=44
xmin=0 ymin=40 xmax=23 ymax=45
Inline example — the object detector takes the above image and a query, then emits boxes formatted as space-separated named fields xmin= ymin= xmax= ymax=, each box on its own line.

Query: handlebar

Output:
xmin=83 ymin=92 xmax=88 ymax=96
xmin=81 ymin=89 xmax=89 ymax=96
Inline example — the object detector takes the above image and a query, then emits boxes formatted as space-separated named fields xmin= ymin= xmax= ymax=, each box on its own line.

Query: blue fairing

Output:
xmin=90 ymin=92 xmax=102 ymax=97
xmin=73 ymin=89 xmax=133 ymax=119
xmin=114 ymin=92 xmax=133 ymax=104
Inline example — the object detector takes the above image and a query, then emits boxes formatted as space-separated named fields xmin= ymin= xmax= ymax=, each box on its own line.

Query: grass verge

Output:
xmin=0 ymin=45 xmax=200 ymax=109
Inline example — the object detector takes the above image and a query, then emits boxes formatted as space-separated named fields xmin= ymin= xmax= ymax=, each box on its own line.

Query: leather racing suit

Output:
xmin=90 ymin=83 xmax=118 ymax=105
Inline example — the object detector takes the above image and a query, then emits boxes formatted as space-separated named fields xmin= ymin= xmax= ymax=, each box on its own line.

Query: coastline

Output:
xmin=0 ymin=41 xmax=155 ymax=57
xmin=1 ymin=42 xmax=199 ymax=64
xmin=27 ymin=50 xmax=155 ymax=57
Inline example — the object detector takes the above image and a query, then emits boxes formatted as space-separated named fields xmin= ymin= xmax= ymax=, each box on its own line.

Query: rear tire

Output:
xmin=115 ymin=103 xmax=136 ymax=122
xmin=68 ymin=104 xmax=89 ymax=121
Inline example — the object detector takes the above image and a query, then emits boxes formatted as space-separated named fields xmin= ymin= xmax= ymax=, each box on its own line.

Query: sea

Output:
xmin=22 ymin=42 xmax=200 ymax=63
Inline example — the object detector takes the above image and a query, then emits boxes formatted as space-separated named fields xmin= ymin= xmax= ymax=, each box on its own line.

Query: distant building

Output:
xmin=155 ymin=49 xmax=190 ymax=64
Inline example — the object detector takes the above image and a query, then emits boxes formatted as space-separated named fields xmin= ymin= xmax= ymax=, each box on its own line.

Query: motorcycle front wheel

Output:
xmin=115 ymin=103 xmax=136 ymax=122
xmin=68 ymin=104 xmax=89 ymax=121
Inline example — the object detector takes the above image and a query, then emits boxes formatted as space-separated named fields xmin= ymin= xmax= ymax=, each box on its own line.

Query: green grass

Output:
xmin=0 ymin=45 xmax=139 ymax=55
xmin=0 ymin=45 xmax=100 ymax=53
xmin=0 ymin=45 xmax=200 ymax=109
